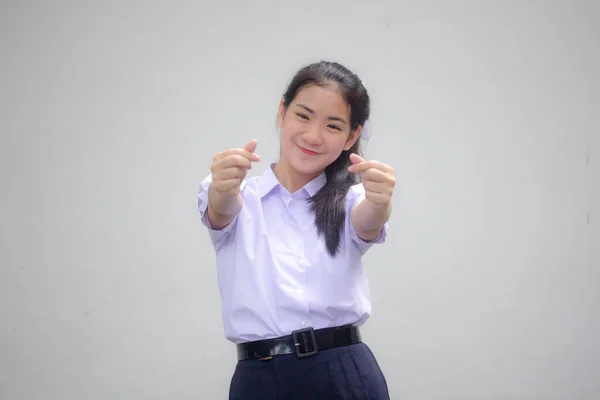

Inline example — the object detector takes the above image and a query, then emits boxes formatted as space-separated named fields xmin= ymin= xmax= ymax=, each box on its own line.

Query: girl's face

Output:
xmin=277 ymin=83 xmax=361 ymax=179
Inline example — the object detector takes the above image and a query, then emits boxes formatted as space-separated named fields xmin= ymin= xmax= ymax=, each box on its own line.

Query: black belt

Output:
xmin=236 ymin=325 xmax=362 ymax=361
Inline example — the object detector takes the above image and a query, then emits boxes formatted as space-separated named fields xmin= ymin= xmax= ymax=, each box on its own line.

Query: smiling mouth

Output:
xmin=298 ymin=145 xmax=319 ymax=156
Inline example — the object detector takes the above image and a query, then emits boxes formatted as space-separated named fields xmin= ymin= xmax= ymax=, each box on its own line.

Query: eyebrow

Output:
xmin=296 ymin=104 xmax=347 ymax=124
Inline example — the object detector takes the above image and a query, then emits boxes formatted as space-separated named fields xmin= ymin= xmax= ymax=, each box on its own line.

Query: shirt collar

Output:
xmin=304 ymin=170 xmax=327 ymax=197
xmin=257 ymin=163 xmax=326 ymax=198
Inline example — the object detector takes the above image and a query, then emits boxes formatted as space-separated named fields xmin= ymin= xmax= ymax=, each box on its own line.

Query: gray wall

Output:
xmin=1 ymin=1 xmax=598 ymax=399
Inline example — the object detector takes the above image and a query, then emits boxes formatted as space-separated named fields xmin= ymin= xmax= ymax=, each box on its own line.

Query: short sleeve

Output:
xmin=197 ymin=174 xmax=246 ymax=249
xmin=346 ymin=183 xmax=388 ymax=254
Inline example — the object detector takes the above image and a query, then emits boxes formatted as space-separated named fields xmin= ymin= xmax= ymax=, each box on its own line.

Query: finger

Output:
xmin=361 ymin=168 xmax=396 ymax=185
xmin=217 ymin=148 xmax=260 ymax=162
xmin=216 ymin=166 xmax=249 ymax=180
xmin=349 ymin=160 xmax=393 ymax=174
xmin=365 ymin=191 xmax=392 ymax=205
xmin=243 ymin=139 xmax=258 ymax=154
xmin=349 ymin=153 xmax=364 ymax=165
xmin=241 ymin=139 xmax=260 ymax=162
xmin=350 ymin=160 xmax=391 ymax=173
xmin=219 ymin=154 xmax=253 ymax=170
xmin=213 ymin=178 xmax=242 ymax=193
xmin=363 ymin=180 xmax=393 ymax=195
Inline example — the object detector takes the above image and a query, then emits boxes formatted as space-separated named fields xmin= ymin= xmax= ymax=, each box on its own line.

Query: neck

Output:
xmin=273 ymin=158 xmax=321 ymax=194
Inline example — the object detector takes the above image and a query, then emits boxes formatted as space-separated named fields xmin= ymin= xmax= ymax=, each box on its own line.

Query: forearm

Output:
xmin=351 ymin=199 xmax=392 ymax=241
xmin=207 ymin=185 xmax=243 ymax=230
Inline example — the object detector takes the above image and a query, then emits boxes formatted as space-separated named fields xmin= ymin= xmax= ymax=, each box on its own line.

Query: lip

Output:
xmin=298 ymin=145 xmax=319 ymax=156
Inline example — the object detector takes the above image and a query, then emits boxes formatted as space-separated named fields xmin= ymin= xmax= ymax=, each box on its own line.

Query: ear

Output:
xmin=343 ymin=125 xmax=362 ymax=151
xmin=277 ymin=99 xmax=286 ymax=129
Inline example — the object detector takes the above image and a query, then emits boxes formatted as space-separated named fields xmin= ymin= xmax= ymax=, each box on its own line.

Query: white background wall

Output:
xmin=1 ymin=1 xmax=598 ymax=399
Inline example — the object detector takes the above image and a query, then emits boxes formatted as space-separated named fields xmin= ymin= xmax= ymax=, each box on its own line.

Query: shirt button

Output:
xmin=301 ymin=321 xmax=308 ymax=327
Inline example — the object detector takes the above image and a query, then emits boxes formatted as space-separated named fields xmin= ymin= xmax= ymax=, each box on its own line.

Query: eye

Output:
xmin=328 ymin=124 xmax=342 ymax=131
xmin=296 ymin=113 xmax=309 ymax=120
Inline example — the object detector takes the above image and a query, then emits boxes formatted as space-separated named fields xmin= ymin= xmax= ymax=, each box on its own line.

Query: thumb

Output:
xmin=243 ymin=139 xmax=260 ymax=162
xmin=243 ymin=139 xmax=258 ymax=153
xmin=349 ymin=153 xmax=364 ymax=165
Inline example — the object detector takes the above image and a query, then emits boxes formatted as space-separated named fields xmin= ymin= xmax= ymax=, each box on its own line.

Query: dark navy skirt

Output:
xmin=229 ymin=342 xmax=390 ymax=399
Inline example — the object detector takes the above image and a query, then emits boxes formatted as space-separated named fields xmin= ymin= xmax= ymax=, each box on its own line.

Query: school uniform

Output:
xmin=197 ymin=163 xmax=390 ymax=399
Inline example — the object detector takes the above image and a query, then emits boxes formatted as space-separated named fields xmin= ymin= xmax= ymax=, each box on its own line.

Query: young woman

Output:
xmin=198 ymin=61 xmax=395 ymax=399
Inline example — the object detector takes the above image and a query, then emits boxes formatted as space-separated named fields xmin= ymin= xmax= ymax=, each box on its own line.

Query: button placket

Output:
xmin=286 ymin=194 xmax=312 ymax=329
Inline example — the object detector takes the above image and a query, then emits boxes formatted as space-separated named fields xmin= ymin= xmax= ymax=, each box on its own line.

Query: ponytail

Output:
xmin=309 ymin=146 xmax=360 ymax=256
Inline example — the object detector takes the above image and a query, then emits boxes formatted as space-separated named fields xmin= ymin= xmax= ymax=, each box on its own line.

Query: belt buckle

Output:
xmin=292 ymin=327 xmax=318 ymax=358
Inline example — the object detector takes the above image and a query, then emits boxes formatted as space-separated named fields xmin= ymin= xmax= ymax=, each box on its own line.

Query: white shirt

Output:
xmin=197 ymin=164 xmax=387 ymax=344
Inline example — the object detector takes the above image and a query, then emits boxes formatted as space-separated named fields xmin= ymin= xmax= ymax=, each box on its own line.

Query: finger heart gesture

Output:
xmin=210 ymin=139 xmax=260 ymax=196
xmin=348 ymin=153 xmax=396 ymax=207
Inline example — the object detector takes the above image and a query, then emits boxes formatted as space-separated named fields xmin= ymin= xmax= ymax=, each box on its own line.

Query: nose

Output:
xmin=302 ymin=126 xmax=323 ymax=146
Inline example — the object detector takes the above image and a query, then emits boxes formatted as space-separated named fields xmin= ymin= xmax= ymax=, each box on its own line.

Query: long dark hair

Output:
xmin=281 ymin=61 xmax=370 ymax=257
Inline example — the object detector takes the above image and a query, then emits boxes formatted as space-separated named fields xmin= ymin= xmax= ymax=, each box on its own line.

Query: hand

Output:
xmin=210 ymin=139 xmax=260 ymax=196
xmin=348 ymin=153 xmax=395 ymax=207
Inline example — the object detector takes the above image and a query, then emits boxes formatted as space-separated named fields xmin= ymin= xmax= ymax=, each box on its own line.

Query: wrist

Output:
xmin=365 ymin=198 xmax=392 ymax=214
xmin=208 ymin=185 xmax=242 ymax=216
